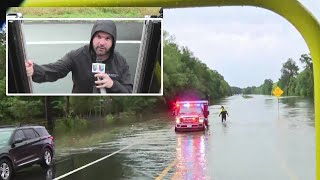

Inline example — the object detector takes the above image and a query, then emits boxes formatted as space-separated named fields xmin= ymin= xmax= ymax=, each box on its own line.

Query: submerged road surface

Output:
xmin=13 ymin=95 xmax=315 ymax=180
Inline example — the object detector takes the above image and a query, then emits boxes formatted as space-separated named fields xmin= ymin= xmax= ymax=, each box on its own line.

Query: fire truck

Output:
xmin=173 ymin=100 xmax=210 ymax=132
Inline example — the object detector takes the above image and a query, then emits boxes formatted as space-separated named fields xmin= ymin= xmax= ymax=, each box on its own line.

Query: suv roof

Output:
xmin=0 ymin=125 xmax=46 ymax=129
xmin=0 ymin=125 xmax=50 ymax=138
xmin=0 ymin=125 xmax=17 ymax=128
xmin=18 ymin=125 xmax=45 ymax=129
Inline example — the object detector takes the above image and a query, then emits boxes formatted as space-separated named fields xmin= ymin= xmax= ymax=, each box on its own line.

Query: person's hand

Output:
xmin=94 ymin=73 xmax=114 ymax=88
xmin=25 ymin=60 xmax=34 ymax=77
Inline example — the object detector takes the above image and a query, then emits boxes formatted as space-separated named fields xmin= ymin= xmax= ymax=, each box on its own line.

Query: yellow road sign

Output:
xmin=273 ymin=86 xmax=283 ymax=97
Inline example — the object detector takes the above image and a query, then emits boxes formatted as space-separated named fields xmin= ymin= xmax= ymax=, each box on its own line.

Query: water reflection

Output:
xmin=279 ymin=96 xmax=315 ymax=128
xmin=56 ymin=149 xmax=132 ymax=180
xmin=13 ymin=166 xmax=56 ymax=180
xmin=172 ymin=133 xmax=210 ymax=180
xmin=264 ymin=97 xmax=275 ymax=108
xmin=222 ymin=122 xmax=228 ymax=135
xmin=280 ymin=96 xmax=299 ymax=108
xmin=13 ymin=146 xmax=135 ymax=180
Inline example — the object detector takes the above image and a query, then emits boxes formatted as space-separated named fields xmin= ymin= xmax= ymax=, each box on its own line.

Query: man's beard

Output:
xmin=95 ymin=46 xmax=110 ymax=56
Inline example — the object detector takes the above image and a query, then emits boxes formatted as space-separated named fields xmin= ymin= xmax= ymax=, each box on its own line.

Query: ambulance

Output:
xmin=173 ymin=100 xmax=209 ymax=132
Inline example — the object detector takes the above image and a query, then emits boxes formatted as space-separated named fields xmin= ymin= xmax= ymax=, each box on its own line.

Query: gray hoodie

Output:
xmin=32 ymin=20 xmax=133 ymax=93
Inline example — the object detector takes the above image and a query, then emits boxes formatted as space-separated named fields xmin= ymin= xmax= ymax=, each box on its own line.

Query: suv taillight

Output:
xmin=49 ymin=136 xmax=54 ymax=140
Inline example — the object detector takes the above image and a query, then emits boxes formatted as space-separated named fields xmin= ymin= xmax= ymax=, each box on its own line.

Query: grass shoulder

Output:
xmin=8 ymin=7 xmax=160 ymax=18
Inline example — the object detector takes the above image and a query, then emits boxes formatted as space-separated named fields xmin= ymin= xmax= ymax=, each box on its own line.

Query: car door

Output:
xmin=22 ymin=128 xmax=42 ymax=162
xmin=9 ymin=130 xmax=29 ymax=166
xmin=31 ymin=128 xmax=43 ymax=159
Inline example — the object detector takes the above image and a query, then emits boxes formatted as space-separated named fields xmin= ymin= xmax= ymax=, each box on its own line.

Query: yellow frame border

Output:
xmin=21 ymin=0 xmax=320 ymax=179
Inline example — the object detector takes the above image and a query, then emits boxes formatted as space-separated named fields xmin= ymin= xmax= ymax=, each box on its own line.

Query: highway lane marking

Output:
xmin=155 ymin=159 xmax=178 ymax=180
xmin=53 ymin=144 xmax=136 ymax=180
xmin=270 ymin=141 xmax=299 ymax=180
xmin=26 ymin=40 xmax=141 ymax=45
xmin=275 ymin=149 xmax=299 ymax=180
xmin=279 ymin=160 xmax=299 ymax=180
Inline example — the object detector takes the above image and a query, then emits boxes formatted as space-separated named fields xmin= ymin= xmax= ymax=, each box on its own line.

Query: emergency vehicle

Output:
xmin=173 ymin=100 xmax=209 ymax=132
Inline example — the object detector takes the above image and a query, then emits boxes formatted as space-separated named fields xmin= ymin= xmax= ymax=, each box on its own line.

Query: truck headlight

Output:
xmin=176 ymin=118 xmax=180 ymax=124
xmin=199 ymin=118 xmax=204 ymax=123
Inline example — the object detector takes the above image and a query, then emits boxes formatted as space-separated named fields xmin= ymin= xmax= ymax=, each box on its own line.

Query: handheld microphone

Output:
xmin=92 ymin=59 xmax=106 ymax=94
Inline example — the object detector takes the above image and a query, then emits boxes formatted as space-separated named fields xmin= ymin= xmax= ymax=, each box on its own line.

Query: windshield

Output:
xmin=0 ymin=130 xmax=14 ymax=147
xmin=179 ymin=105 xmax=203 ymax=115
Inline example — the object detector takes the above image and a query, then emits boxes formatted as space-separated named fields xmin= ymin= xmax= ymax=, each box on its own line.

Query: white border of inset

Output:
xmin=6 ymin=17 xmax=163 ymax=96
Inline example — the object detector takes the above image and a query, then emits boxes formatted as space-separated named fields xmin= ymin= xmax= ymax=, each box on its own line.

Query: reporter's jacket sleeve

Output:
xmin=32 ymin=52 xmax=73 ymax=83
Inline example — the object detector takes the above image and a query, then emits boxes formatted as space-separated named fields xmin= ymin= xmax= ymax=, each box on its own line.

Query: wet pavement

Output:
xmin=12 ymin=95 xmax=315 ymax=180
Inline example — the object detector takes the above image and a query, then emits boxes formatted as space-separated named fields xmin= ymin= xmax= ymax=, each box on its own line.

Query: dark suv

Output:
xmin=0 ymin=125 xmax=54 ymax=180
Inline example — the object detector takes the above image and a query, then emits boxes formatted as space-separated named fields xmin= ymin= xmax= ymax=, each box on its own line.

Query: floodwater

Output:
xmin=13 ymin=95 xmax=315 ymax=180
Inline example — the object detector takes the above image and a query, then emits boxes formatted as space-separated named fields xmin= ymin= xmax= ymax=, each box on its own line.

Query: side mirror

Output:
xmin=207 ymin=111 xmax=210 ymax=115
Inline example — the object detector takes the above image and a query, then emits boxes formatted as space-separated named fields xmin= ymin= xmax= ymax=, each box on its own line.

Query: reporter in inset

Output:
xmin=25 ymin=20 xmax=133 ymax=93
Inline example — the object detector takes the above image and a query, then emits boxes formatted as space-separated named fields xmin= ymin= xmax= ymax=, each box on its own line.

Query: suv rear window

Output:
xmin=34 ymin=127 xmax=49 ymax=137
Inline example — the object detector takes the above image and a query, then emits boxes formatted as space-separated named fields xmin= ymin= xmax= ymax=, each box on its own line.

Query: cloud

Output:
xmin=164 ymin=7 xmax=310 ymax=87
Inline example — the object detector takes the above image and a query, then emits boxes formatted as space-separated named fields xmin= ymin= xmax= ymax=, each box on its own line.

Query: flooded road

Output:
xmin=12 ymin=95 xmax=315 ymax=180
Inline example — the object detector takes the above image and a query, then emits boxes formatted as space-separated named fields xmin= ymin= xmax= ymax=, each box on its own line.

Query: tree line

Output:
xmin=237 ymin=54 xmax=314 ymax=97
xmin=0 ymin=30 xmax=231 ymax=125
xmin=163 ymin=31 xmax=232 ymax=104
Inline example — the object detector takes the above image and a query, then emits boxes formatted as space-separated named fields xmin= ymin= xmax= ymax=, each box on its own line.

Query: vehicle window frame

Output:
xmin=35 ymin=127 xmax=49 ymax=137
xmin=32 ymin=128 xmax=40 ymax=138
xmin=0 ymin=130 xmax=14 ymax=146
xmin=22 ymin=128 xmax=38 ymax=140
xmin=179 ymin=106 xmax=203 ymax=114
xmin=13 ymin=129 xmax=26 ymax=142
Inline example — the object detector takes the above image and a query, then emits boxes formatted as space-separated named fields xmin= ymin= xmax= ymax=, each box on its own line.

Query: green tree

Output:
xmin=163 ymin=32 xmax=232 ymax=102
xmin=231 ymin=86 xmax=242 ymax=94
xmin=262 ymin=79 xmax=273 ymax=95
xmin=295 ymin=54 xmax=313 ymax=97
xmin=70 ymin=96 xmax=99 ymax=118
xmin=242 ymin=86 xmax=256 ymax=94
xmin=278 ymin=58 xmax=299 ymax=96
xmin=300 ymin=54 xmax=312 ymax=70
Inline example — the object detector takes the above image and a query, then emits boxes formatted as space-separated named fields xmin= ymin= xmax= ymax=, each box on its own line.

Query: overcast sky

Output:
xmin=164 ymin=0 xmax=320 ymax=88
